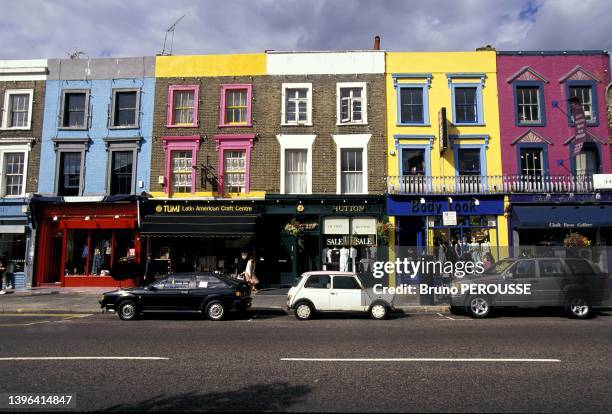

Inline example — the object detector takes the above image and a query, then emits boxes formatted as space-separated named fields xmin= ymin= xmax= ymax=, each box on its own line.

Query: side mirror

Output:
xmin=505 ymin=272 xmax=513 ymax=279
xmin=149 ymin=285 xmax=158 ymax=291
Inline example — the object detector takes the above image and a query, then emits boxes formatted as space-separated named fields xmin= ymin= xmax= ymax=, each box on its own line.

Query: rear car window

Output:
xmin=333 ymin=276 xmax=360 ymax=289
xmin=565 ymin=259 xmax=595 ymax=276
xmin=164 ymin=276 xmax=193 ymax=289
xmin=512 ymin=260 xmax=536 ymax=279
xmin=196 ymin=275 xmax=229 ymax=289
xmin=305 ymin=275 xmax=331 ymax=289
xmin=538 ymin=260 xmax=566 ymax=278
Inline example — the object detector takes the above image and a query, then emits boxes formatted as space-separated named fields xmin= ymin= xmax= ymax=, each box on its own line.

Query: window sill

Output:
xmin=517 ymin=122 xmax=545 ymax=127
xmin=58 ymin=127 xmax=89 ymax=131
xmin=109 ymin=125 xmax=139 ymax=130
xmin=281 ymin=122 xmax=313 ymax=127
xmin=0 ymin=126 xmax=31 ymax=131
xmin=218 ymin=123 xmax=252 ymax=128
xmin=452 ymin=122 xmax=485 ymax=127
xmin=397 ymin=123 xmax=430 ymax=127
xmin=166 ymin=124 xmax=198 ymax=128
xmin=337 ymin=122 xmax=368 ymax=126
xmin=1 ymin=195 xmax=26 ymax=199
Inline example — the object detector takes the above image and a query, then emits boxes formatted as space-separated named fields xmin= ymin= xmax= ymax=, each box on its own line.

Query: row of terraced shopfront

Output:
xmin=0 ymin=46 xmax=611 ymax=289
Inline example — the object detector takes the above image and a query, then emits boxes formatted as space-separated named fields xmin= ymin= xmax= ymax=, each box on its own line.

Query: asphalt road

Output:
xmin=0 ymin=310 xmax=610 ymax=412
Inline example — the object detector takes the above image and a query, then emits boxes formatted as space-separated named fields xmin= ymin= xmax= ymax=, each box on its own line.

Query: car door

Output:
xmin=301 ymin=274 xmax=331 ymax=311
xmin=330 ymin=275 xmax=366 ymax=311
xmin=536 ymin=259 xmax=567 ymax=305
xmin=192 ymin=275 xmax=232 ymax=310
xmin=148 ymin=275 xmax=194 ymax=310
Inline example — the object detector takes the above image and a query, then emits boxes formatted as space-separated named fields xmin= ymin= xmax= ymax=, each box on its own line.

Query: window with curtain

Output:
xmin=223 ymin=149 xmax=246 ymax=193
xmin=173 ymin=90 xmax=195 ymax=125
xmin=110 ymin=151 xmax=133 ymax=195
xmin=340 ymin=148 xmax=363 ymax=194
xmin=8 ymin=94 xmax=30 ymax=128
xmin=285 ymin=149 xmax=307 ymax=193
xmin=172 ymin=151 xmax=192 ymax=193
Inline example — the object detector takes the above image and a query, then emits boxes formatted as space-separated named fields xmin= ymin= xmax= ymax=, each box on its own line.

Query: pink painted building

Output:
xmin=496 ymin=51 xmax=611 ymax=178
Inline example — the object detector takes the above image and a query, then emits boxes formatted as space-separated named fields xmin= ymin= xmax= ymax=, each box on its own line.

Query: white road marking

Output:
xmin=437 ymin=312 xmax=455 ymax=320
xmin=0 ymin=357 xmax=169 ymax=361
xmin=281 ymin=358 xmax=561 ymax=362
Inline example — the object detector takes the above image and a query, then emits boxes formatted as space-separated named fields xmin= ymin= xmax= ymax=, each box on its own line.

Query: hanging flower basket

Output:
xmin=284 ymin=219 xmax=305 ymax=250
xmin=376 ymin=221 xmax=395 ymax=245
xmin=563 ymin=232 xmax=591 ymax=247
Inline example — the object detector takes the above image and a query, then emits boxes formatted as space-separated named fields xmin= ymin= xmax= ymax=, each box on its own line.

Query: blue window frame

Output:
xmin=396 ymin=84 xmax=429 ymax=126
xmin=513 ymin=81 xmax=546 ymax=126
xmin=565 ymin=80 xmax=598 ymax=126
xmin=450 ymin=83 xmax=484 ymax=125
xmin=398 ymin=144 xmax=431 ymax=176
xmin=569 ymin=142 xmax=601 ymax=175
xmin=452 ymin=143 xmax=487 ymax=192
xmin=515 ymin=143 xmax=549 ymax=176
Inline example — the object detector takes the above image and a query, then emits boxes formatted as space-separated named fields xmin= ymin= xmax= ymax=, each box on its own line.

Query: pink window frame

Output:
xmin=162 ymin=135 xmax=201 ymax=195
xmin=219 ymin=84 xmax=253 ymax=127
xmin=214 ymin=134 xmax=255 ymax=195
xmin=166 ymin=85 xmax=200 ymax=127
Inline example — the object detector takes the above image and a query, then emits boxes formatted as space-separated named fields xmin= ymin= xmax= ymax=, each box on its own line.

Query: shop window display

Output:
xmin=64 ymin=229 xmax=136 ymax=276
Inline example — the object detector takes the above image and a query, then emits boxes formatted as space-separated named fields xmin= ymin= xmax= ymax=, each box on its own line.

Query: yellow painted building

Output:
xmin=155 ymin=53 xmax=267 ymax=78
xmin=385 ymin=51 xmax=509 ymax=258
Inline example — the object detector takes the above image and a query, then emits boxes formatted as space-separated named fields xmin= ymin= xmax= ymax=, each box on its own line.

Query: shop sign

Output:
xmin=332 ymin=205 xmax=366 ymax=213
xmin=548 ymin=222 xmax=594 ymax=228
xmin=442 ymin=211 xmax=457 ymax=226
xmin=352 ymin=235 xmax=376 ymax=246
xmin=438 ymin=107 xmax=448 ymax=154
xmin=154 ymin=204 xmax=254 ymax=214
xmin=513 ymin=193 xmax=612 ymax=203
xmin=351 ymin=217 xmax=377 ymax=235
xmin=325 ymin=235 xmax=350 ymax=246
xmin=387 ymin=197 xmax=505 ymax=216
xmin=323 ymin=217 xmax=350 ymax=234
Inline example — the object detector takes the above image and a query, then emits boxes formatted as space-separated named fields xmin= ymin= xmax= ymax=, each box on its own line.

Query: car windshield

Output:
xmin=482 ymin=259 xmax=515 ymax=275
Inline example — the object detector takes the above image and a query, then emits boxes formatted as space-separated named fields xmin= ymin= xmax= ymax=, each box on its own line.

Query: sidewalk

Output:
xmin=0 ymin=288 xmax=449 ymax=314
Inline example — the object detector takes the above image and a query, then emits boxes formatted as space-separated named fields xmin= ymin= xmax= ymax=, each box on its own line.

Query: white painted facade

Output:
xmin=0 ymin=59 xmax=48 ymax=81
xmin=267 ymin=51 xmax=384 ymax=75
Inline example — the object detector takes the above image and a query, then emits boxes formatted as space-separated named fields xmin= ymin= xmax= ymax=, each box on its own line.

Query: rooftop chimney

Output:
xmin=373 ymin=35 xmax=381 ymax=50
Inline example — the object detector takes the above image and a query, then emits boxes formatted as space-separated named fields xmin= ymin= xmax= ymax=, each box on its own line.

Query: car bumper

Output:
xmin=99 ymin=301 xmax=117 ymax=312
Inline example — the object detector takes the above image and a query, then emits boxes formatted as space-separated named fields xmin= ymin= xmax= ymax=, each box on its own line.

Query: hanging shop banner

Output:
xmin=323 ymin=217 xmax=350 ymax=234
xmin=439 ymin=107 xmax=448 ymax=154
xmin=569 ymin=97 xmax=587 ymax=157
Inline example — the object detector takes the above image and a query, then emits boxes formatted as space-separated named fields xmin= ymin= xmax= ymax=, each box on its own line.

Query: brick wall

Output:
xmin=0 ymin=80 xmax=45 ymax=193
xmin=150 ymin=74 xmax=386 ymax=195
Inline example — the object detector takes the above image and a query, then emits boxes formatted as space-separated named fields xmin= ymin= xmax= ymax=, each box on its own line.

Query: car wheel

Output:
xmin=370 ymin=304 xmax=388 ymax=320
xmin=294 ymin=302 xmax=314 ymax=320
xmin=449 ymin=306 xmax=463 ymax=316
xmin=118 ymin=300 xmax=138 ymax=321
xmin=466 ymin=296 xmax=491 ymax=319
xmin=565 ymin=295 xmax=592 ymax=319
xmin=206 ymin=301 xmax=226 ymax=321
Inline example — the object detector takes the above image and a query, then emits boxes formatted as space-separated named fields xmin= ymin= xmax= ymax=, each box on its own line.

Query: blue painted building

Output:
xmin=34 ymin=57 xmax=155 ymax=287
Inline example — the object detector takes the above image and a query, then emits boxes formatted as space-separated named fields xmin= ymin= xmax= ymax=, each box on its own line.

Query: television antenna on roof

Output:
xmin=67 ymin=49 xmax=88 ymax=59
xmin=160 ymin=14 xmax=186 ymax=56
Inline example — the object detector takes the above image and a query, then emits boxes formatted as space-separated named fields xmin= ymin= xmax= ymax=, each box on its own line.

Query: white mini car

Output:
xmin=287 ymin=271 xmax=394 ymax=320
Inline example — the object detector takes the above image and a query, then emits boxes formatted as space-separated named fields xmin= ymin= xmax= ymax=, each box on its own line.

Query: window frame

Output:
xmin=336 ymin=82 xmax=367 ymax=125
xmin=104 ymin=139 xmax=140 ymax=195
xmin=1 ymin=89 xmax=34 ymax=130
xmin=109 ymin=88 xmax=140 ymax=129
xmin=515 ymin=143 xmax=549 ymax=177
xmin=214 ymin=134 xmax=255 ymax=195
xmin=565 ymin=80 xmax=598 ymax=127
xmin=54 ymin=141 xmax=87 ymax=197
xmin=219 ymin=84 xmax=253 ymax=127
xmin=513 ymin=81 xmax=546 ymax=127
xmin=0 ymin=144 xmax=30 ymax=198
xmin=332 ymin=134 xmax=370 ymax=195
xmin=277 ymin=134 xmax=316 ymax=194
xmin=396 ymin=84 xmax=429 ymax=126
xmin=59 ymin=89 xmax=90 ymax=130
xmin=161 ymin=135 xmax=201 ymax=195
xmin=450 ymin=83 xmax=484 ymax=126
xmin=281 ymin=83 xmax=313 ymax=126
xmin=166 ymin=85 xmax=199 ymax=128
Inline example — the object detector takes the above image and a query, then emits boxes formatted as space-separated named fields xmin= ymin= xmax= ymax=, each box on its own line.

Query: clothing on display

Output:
xmin=339 ymin=247 xmax=349 ymax=272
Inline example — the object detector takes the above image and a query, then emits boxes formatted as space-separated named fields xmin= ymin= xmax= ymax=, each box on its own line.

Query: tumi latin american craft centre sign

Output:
xmin=153 ymin=203 xmax=256 ymax=214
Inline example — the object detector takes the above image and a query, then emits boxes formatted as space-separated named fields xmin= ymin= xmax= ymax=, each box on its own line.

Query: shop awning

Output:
xmin=512 ymin=205 xmax=612 ymax=229
xmin=140 ymin=215 xmax=258 ymax=237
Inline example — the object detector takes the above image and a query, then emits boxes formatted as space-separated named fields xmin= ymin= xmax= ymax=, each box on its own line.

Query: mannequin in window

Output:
xmin=339 ymin=245 xmax=350 ymax=272
xmin=349 ymin=245 xmax=358 ymax=273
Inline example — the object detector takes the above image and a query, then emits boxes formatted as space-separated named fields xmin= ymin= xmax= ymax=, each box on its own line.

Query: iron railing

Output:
xmin=387 ymin=175 xmax=595 ymax=195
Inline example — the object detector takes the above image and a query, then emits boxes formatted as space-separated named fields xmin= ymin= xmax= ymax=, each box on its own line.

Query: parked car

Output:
xmin=100 ymin=272 xmax=251 ymax=321
xmin=449 ymin=257 xmax=610 ymax=319
xmin=287 ymin=271 xmax=394 ymax=320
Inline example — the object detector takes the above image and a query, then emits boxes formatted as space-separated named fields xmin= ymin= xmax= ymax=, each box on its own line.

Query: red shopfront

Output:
xmin=34 ymin=201 xmax=141 ymax=287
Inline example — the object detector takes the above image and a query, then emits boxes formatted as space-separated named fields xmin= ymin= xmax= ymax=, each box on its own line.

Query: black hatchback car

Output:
xmin=100 ymin=273 xmax=251 ymax=321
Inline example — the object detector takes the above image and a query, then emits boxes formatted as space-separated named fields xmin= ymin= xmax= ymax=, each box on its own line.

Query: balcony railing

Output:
xmin=387 ymin=175 xmax=594 ymax=195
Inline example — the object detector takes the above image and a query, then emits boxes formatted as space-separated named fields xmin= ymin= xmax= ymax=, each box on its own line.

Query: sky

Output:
xmin=1 ymin=0 xmax=611 ymax=59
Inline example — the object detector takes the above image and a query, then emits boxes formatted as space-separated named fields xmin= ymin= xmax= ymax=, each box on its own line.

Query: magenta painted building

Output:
xmin=496 ymin=51 xmax=611 ymax=178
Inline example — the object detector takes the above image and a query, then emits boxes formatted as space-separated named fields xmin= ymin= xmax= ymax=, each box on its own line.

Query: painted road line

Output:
xmin=437 ymin=312 xmax=455 ymax=320
xmin=281 ymin=358 xmax=561 ymax=362
xmin=0 ymin=357 xmax=169 ymax=361
xmin=0 ymin=313 xmax=93 ymax=317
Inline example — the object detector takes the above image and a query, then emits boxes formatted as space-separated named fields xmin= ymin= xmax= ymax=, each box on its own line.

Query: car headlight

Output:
xmin=100 ymin=295 xmax=105 ymax=302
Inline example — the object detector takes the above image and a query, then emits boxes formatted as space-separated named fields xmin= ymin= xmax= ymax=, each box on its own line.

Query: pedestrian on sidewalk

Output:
xmin=0 ymin=253 xmax=8 ymax=294
xmin=244 ymin=253 xmax=259 ymax=294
